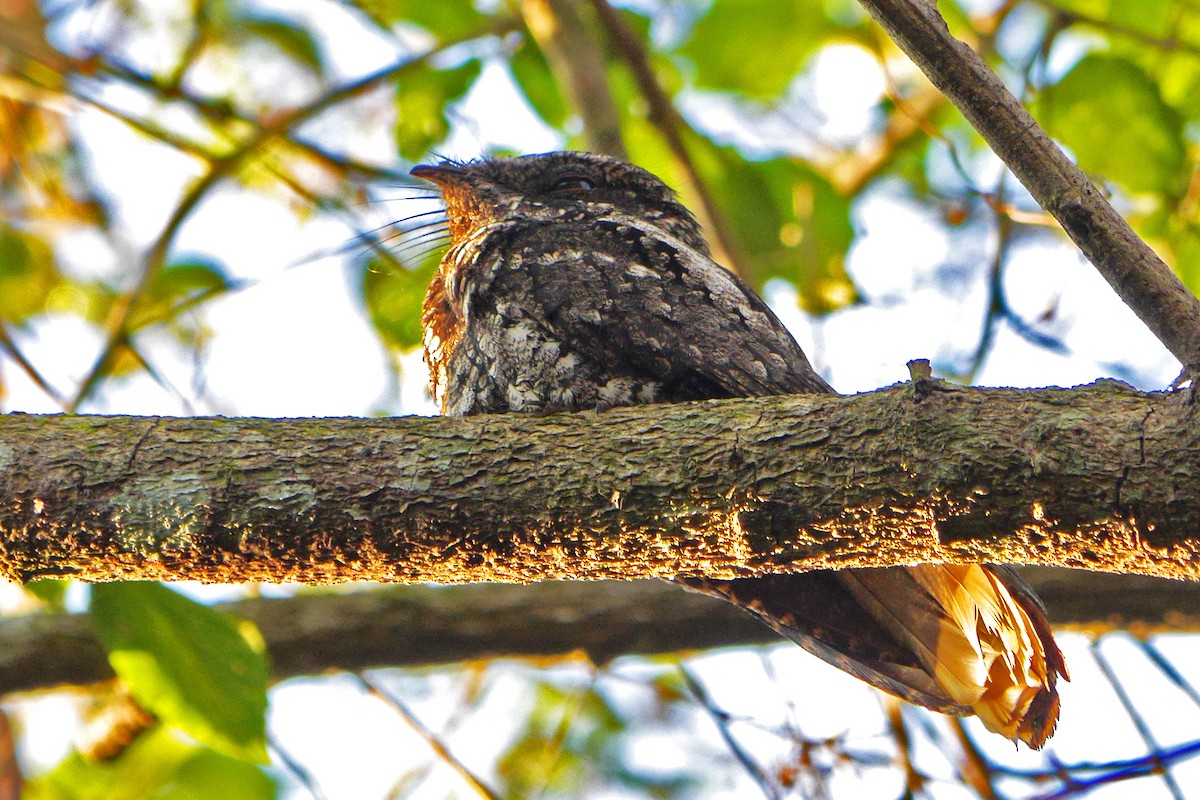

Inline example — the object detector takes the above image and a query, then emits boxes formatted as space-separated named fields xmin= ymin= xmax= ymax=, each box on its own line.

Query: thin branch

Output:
xmin=355 ymin=672 xmax=501 ymax=800
xmin=1029 ymin=740 xmax=1200 ymax=799
xmin=518 ymin=0 xmax=626 ymax=159
xmin=587 ymin=0 xmax=749 ymax=278
xmin=855 ymin=0 xmax=1200 ymax=377
xmin=0 ymin=321 xmax=64 ymax=408
xmin=679 ymin=663 xmax=779 ymax=800
xmin=961 ymin=172 xmax=1013 ymax=384
xmin=1089 ymin=641 xmax=1186 ymax=799
xmin=1030 ymin=0 xmax=1200 ymax=59
xmin=883 ymin=697 xmax=925 ymax=798
xmin=268 ymin=731 xmax=330 ymax=800
xmin=67 ymin=21 xmax=513 ymax=410
xmin=948 ymin=717 xmax=1001 ymax=800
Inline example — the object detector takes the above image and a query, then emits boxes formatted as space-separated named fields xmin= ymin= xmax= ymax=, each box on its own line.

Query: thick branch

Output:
xmin=856 ymin=0 xmax=1200 ymax=376
xmin=1 ymin=379 xmax=1197 ymax=584
xmin=1 ymin=570 xmax=1194 ymax=695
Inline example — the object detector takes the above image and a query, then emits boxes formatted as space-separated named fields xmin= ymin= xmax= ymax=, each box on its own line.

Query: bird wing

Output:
xmin=486 ymin=217 xmax=833 ymax=401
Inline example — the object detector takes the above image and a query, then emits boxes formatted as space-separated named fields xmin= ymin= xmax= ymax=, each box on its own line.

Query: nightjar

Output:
xmin=412 ymin=151 xmax=1066 ymax=748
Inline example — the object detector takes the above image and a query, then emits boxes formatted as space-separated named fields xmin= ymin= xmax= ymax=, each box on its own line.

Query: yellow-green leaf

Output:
xmin=394 ymin=60 xmax=482 ymax=161
xmin=21 ymin=726 xmax=276 ymax=800
xmin=680 ymin=0 xmax=833 ymax=98
xmin=90 ymin=583 xmax=270 ymax=764
xmin=0 ymin=224 xmax=59 ymax=322
xmin=1038 ymin=55 xmax=1186 ymax=196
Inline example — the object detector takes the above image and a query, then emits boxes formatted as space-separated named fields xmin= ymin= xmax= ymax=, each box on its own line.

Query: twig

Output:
xmin=67 ymin=24 xmax=509 ymax=410
xmin=1029 ymin=0 xmax=1200 ymax=58
xmin=519 ymin=0 xmax=626 ymax=159
xmin=855 ymin=0 xmax=1200 ymax=377
xmin=1136 ymin=638 xmax=1200 ymax=709
xmin=882 ymin=696 xmax=925 ymax=798
xmin=678 ymin=662 xmax=780 ymax=800
xmin=962 ymin=172 xmax=1014 ymax=384
xmin=587 ymin=0 xmax=749 ymax=278
xmin=948 ymin=717 xmax=1002 ymax=800
xmin=1089 ymin=639 xmax=1185 ymax=800
xmin=267 ymin=731 xmax=330 ymax=800
xmin=355 ymin=672 xmax=501 ymax=800
xmin=0 ymin=321 xmax=64 ymax=408
xmin=1031 ymin=740 xmax=1200 ymax=799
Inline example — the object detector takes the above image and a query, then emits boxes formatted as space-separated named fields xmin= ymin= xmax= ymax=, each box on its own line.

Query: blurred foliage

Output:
xmin=496 ymin=673 xmax=698 ymax=798
xmin=1 ymin=0 xmax=1199 ymax=796
xmin=90 ymin=583 xmax=270 ymax=763
xmin=22 ymin=724 xmax=276 ymax=800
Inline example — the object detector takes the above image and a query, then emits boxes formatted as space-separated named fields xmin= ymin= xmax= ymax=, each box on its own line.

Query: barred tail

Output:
xmin=680 ymin=564 xmax=1067 ymax=749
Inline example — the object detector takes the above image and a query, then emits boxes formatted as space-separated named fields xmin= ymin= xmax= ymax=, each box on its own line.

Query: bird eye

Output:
xmin=550 ymin=176 xmax=595 ymax=192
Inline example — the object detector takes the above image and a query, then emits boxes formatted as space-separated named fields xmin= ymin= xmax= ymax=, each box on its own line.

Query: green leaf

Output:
xmin=90 ymin=583 xmax=270 ymax=763
xmin=24 ymin=578 xmax=71 ymax=608
xmin=1038 ymin=55 xmax=1186 ymax=196
xmin=680 ymin=0 xmax=832 ymax=98
xmin=1172 ymin=228 xmax=1200 ymax=298
xmin=21 ymin=726 xmax=276 ymax=800
xmin=693 ymin=143 xmax=858 ymax=313
xmin=356 ymin=0 xmax=488 ymax=40
xmin=130 ymin=259 xmax=230 ymax=331
xmin=1053 ymin=0 xmax=1175 ymax=35
xmin=362 ymin=253 xmax=439 ymax=350
xmin=0 ymin=224 xmax=58 ymax=322
xmin=232 ymin=16 xmax=324 ymax=74
xmin=509 ymin=37 xmax=569 ymax=129
xmin=394 ymin=59 xmax=482 ymax=160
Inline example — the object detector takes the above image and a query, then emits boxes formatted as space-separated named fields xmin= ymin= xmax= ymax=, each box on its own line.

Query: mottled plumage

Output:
xmin=413 ymin=151 xmax=1066 ymax=748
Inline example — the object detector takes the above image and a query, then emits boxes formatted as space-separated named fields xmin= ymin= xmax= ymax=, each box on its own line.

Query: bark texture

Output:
xmin=1 ymin=379 xmax=1197 ymax=585
xmin=855 ymin=0 xmax=1200 ymax=376
xmin=1 ymin=570 xmax=1194 ymax=696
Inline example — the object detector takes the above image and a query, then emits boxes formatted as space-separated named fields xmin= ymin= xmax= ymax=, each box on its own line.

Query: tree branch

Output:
xmin=1 ymin=379 xmax=1197 ymax=584
xmin=588 ymin=0 xmax=750 ymax=278
xmin=0 ymin=569 xmax=1194 ymax=696
xmin=519 ymin=0 xmax=627 ymax=159
xmin=856 ymin=0 xmax=1200 ymax=377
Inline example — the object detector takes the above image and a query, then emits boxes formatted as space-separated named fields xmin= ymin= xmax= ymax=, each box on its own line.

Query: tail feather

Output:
xmin=680 ymin=564 xmax=1066 ymax=749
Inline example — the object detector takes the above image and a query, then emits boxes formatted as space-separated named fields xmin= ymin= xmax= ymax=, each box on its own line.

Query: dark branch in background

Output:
xmin=356 ymin=673 xmax=501 ymax=800
xmin=518 ymin=0 xmax=627 ymax=160
xmin=0 ymin=569 xmax=1194 ymax=697
xmin=855 ymin=0 xmax=1200 ymax=377
xmin=961 ymin=172 xmax=1014 ymax=384
xmin=588 ymin=0 xmax=748 ymax=278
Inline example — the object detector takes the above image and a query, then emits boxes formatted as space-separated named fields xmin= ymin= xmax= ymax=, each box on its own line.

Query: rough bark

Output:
xmin=1 ymin=378 xmax=1197 ymax=585
xmin=855 ymin=0 xmax=1200 ymax=377
xmin=1 ymin=569 xmax=1194 ymax=696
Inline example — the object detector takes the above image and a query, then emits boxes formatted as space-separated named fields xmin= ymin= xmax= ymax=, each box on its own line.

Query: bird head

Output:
xmin=410 ymin=151 xmax=710 ymax=255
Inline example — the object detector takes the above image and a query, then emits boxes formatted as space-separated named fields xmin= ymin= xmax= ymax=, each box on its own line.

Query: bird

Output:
xmin=411 ymin=150 xmax=1067 ymax=748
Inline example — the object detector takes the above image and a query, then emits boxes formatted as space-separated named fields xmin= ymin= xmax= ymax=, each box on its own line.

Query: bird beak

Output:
xmin=410 ymin=163 xmax=465 ymax=187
